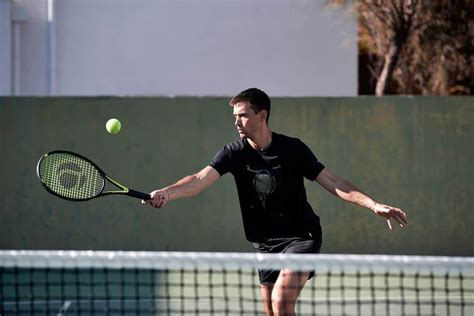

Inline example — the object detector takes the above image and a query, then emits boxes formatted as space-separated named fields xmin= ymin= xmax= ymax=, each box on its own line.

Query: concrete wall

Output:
xmin=0 ymin=96 xmax=473 ymax=255
xmin=1 ymin=0 xmax=357 ymax=96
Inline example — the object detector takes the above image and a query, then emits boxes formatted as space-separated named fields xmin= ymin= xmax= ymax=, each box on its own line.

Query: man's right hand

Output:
xmin=142 ymin=189 xmax=170 ymax=208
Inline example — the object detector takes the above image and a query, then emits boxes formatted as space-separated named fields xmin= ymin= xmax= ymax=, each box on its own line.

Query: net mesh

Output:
xmin=38 ymin=152 xmax=104 ymax=200
xmin=1 ymin=251 xmax=473 ymax=315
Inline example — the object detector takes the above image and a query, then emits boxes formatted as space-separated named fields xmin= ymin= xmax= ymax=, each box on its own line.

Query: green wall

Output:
xmin=0 ymin=97 xmax=472 ymax=255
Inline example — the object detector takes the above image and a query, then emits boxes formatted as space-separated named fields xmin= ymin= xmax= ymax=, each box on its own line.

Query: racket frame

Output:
xmin=36 ymin=150 xmax=150 ymax=201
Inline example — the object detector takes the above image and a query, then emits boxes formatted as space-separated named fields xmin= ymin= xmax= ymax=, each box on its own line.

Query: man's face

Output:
xmin=232 ymin=102 xmax=264 ymax=138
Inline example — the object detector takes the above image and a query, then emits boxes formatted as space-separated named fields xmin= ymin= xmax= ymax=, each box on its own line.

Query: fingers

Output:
xmin=386 ymin=219 xmax=392 ymax=230
xmin=141 ymin=189 xmax=169 ymax=208
xmin=390 ymin=208 xmax=407 ymax=227
xmin=151 ymin=192 xmax=168 ymax=208
xmin=387 ymin=210 xmax=407 ymax=229
xmin=375 ymin=204 xmax=408 ymax=230
xmin=393 ymin=212 xmax=408 ymax=227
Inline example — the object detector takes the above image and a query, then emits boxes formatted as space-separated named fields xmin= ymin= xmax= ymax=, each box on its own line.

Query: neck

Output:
xmin=247 ymin=128 xmax=272 ymax=151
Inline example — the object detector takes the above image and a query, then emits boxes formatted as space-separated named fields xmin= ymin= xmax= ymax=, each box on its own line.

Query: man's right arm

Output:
xmin=143 ymin=166 xmax=220 ymax=208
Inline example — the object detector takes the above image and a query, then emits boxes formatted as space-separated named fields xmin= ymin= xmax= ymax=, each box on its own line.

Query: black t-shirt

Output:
xmin=210 ymin=132 xmax=325 ymax=242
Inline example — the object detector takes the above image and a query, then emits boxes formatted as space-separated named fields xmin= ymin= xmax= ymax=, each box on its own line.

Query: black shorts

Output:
xmin=252 ymin=236 xmax=322 ymax=285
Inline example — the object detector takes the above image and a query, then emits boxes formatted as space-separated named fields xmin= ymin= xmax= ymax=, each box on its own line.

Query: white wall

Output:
xmin=3 ymin=0 xmax=357 ymax=96
xmin=0 ymin=0 xmax=12 ymax=94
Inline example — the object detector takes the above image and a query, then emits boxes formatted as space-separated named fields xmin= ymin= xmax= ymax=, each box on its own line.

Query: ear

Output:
xmin=259 ymin=110 xmax=268 ymax=123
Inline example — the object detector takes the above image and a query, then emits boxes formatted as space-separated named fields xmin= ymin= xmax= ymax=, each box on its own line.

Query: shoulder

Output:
xmin=210 ymin=138 xmax=247 ymax=175
xmin=213 ymin=138 xmax=246 ymax=160
xmin=222 ymin=138 xmax=246 ymax=152
xmin=273 ymin=132 xmax=305 ymax=148
xmin=274 ymin=133 xmax=316 ymax=158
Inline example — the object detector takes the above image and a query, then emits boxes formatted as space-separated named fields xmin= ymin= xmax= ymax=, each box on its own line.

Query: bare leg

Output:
xmin=260 ymin=284 xmax=274 ymax=316
xmin=271 ymin=269 xmax=309 ymax=316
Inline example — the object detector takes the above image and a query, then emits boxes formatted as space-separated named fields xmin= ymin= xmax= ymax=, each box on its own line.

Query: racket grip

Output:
xmin=128 ymin=189 xmax=152 ymax=200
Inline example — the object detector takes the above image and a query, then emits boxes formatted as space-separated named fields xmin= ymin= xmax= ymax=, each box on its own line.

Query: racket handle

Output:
xmin=128 ymin=189 xmax=151 ymax=200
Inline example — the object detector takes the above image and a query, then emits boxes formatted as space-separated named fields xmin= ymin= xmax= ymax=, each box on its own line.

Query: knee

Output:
xmin=271 ymin=296 xmax=295 ymax=315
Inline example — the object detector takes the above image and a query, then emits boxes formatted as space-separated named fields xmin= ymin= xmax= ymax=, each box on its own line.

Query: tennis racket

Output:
xmin=36 ymin=150 xmax=151 ymax=201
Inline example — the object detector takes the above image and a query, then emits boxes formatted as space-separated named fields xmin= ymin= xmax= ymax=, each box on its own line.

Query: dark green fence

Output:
xmin=0 ymin=97 xmax=472 ymax=255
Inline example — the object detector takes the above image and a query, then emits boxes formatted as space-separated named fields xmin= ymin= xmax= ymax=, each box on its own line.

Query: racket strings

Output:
xmin=39 ymin=153 xmax=104 ymax=200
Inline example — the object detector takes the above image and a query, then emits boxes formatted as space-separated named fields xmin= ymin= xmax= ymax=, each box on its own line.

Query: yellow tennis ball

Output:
xmin=106 ymin=118 xmax=121 ymax=134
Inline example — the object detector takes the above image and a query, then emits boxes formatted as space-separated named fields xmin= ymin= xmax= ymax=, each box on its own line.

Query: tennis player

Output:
xmin=143 ymin=88 xmax=407 ymax=316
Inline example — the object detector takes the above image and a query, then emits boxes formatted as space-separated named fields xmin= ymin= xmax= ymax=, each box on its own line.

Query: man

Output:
xmin=143 ymin=88 xmax=407 ymax=316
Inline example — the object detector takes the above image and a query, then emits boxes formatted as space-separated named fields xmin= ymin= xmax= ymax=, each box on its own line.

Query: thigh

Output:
xmin=255 ymin=237 xmax=321 ymax=285
xmin=272 ymin=269 xmax=310 ymax=303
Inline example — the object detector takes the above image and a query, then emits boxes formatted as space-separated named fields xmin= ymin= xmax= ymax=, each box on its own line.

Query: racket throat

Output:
xmin=104 ymin=176 xmax=151 ymax=200
xmin=104 ymin=176 xmax=130 ymax=194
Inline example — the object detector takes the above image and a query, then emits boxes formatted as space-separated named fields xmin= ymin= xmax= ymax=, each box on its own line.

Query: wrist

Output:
xmin=369 ymin=201 xmax=378 ymax=212
xmin=164 ymin=188 xmax=170 ymax=200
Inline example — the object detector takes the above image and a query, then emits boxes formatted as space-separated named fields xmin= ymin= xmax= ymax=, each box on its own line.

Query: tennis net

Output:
xmin=1 ymin=250 xmax=473 ymax=315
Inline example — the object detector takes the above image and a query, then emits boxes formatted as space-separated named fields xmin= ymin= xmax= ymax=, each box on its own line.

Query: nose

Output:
xmin=234 ymin=116 xmax=240 ymax=126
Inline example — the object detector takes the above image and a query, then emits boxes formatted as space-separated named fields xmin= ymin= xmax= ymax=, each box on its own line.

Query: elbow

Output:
xmin=333 ymin=179 xmax=353 ymax=200
xmin=334 ymin=187 xmax=346 ymax=199
xmin=335 ymin=189 xmax=354 ymax=201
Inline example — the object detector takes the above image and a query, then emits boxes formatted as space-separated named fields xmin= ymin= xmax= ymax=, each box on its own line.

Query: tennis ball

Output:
xmin=106 ymin=118 xmax=121 ymax=134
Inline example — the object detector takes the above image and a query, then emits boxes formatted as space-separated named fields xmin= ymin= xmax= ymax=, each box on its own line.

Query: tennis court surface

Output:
xmin=1 ymin=251 xmax=473 ymax=315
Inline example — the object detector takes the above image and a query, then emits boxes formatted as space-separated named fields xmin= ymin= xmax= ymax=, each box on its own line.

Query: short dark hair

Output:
xmin=229 ymin=88 xmax=271 ymax=123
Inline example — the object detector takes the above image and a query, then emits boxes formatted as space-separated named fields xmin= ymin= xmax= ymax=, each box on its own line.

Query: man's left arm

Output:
xmin=315 ymin=168 xmax=407 ymax=230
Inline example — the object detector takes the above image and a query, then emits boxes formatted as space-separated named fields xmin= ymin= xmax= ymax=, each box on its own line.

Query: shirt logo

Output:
xmin=247 ymin=166 xmax=279 ymax=208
